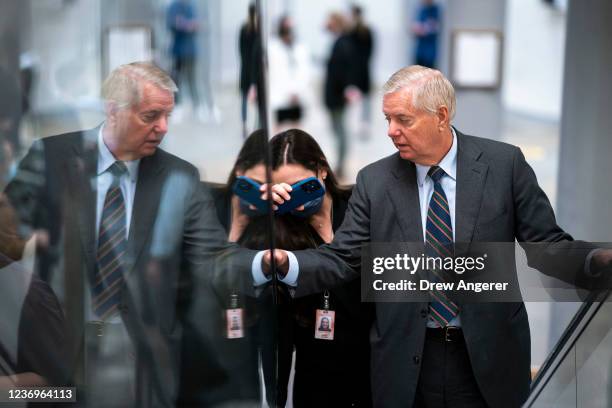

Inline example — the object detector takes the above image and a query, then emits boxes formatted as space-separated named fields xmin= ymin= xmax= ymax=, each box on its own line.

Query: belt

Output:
xmin=426 ymin=326 xmax=464 ymax=343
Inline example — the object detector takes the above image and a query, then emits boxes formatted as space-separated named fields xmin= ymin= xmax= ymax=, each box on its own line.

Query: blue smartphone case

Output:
xmin=232 ymin=176 xmax=269 ymax=212
xmin=276 ymin=177 xmax=325 ymax=214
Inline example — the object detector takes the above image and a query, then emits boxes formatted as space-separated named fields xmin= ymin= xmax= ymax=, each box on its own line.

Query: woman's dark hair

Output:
xmin=226 ymin=129 xmax=267 ymax=189
xmin=269 ymin=128 xmax=349 ymax=200
xmin=238 ymin=215 xmax=320 ymax=251
xmin=237 ymin=129 xmax=348 ymax=251
xmin=233 ymin=129 xmax=350 ymax=251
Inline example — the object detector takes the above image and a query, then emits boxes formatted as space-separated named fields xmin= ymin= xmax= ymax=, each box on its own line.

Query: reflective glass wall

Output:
xmin=1 ymin=0 xmax=276 ymax=406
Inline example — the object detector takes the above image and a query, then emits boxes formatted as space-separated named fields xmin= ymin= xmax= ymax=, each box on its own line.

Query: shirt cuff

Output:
xmin=252 ymin=251 xmax=272 ymax=286
xmin=279 ymin=251 xmax=299 ymax=287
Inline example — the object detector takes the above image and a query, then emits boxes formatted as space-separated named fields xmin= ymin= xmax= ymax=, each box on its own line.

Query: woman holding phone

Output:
xmin=264 ymin=129 xmax=372 ymax=407
xmin=216 ymin=129 xmax=371 ymax=406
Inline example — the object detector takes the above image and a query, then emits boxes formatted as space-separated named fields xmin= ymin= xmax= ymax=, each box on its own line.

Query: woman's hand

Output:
xmin=260 ymin=183 xmax=305 ymax=211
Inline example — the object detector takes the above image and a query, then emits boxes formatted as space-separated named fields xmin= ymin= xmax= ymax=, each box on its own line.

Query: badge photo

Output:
xmin=226 ymin=308 xmax=244 ymax=339
xmin=314 ymin=309 xmax=335 ymax=340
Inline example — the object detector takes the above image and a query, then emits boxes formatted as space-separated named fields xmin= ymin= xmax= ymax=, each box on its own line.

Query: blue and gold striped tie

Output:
xmin=426 ymin=166 xmax=459 ymax=326
xmin=93 ymin=161 xmax=127 ymax=320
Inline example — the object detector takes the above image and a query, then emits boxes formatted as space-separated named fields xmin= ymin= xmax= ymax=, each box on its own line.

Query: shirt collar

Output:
xmin=415 ymin=127 xmax=458 ymax=187
xmin=97 ymin=123 xmax=140 ymax=182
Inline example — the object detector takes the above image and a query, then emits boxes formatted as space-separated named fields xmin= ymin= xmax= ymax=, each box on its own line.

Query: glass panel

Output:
xmin=528 ymin=300 xmax=612 ymax=408
xmin=531 ymin=347 xmax=577 ymax=408
xmin=576 ymin=301 xmax=612 ymax=407
xmin=0 ymin=0 xmax=271 ymax=406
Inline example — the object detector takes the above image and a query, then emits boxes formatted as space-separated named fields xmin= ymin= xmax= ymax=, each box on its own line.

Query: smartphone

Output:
xmin=232 ymin=176 xmax=269 ymax=213
xmin=276 ymin=177 xmax=325 ymax=214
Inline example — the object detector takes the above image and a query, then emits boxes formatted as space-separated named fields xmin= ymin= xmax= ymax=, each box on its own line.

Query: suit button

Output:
xmin=420 ymin=309 xmax=427 ymax=318
xmin=413 ymin=356 xmax=420 ymax=364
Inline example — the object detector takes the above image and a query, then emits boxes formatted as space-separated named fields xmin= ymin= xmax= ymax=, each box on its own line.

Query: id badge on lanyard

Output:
xmin=226 ymin=293 xmax=244 ymax=339
xmin=314 ymin=290 xmax=335 ymax=340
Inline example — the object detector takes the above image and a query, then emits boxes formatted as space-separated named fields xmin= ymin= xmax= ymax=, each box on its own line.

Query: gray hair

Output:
xmin=101 ymin=61 xmax=177 ymax=109
xmin=382 ymin=65 xmax=456 ymax=120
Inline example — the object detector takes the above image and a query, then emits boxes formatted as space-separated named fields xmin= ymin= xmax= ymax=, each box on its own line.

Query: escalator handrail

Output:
xmin=525 ymin=290 xmax=611 ymax=406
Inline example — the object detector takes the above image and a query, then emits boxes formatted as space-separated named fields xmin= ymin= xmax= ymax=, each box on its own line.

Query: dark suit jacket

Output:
xmin=348 ymin=25 xmax=373 ymax=93
xmin=324 ymin=34 xmax=355 ymax=110
xmin=2 ymin=127 xmax=254 ymax=407
xmin=292 ymin=130 xmax=591 ymax=408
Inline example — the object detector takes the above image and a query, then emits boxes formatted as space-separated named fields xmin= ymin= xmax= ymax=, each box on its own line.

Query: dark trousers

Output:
xmin=414 ymin=329 xmax=488 ymax=408
xmin=172 ymin=56 xmax=199 ymax=106
xmin=328 ymin=108 xmax=347 ymax=176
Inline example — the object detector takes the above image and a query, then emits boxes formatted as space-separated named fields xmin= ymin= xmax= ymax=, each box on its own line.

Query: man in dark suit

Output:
xmin=324 ymin=11 xmax=356 ymax=178
xmin=0 ymin=62 xmax=246 ymax=407
xmin=264 ymin=65 xmax=612 ymax=407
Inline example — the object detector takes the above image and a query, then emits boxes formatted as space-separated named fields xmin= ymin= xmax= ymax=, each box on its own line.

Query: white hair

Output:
xmin=101 ymin=61 xmax=177 ymax=109
xmin=382 ymin=65 xmax=456 ymax=120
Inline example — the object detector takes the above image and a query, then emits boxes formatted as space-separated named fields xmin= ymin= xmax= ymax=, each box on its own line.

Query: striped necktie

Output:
xmin=426 ymin=166 xmax=459 ymax=327
xmin=93 ymin=161 xmax=128 ymax=320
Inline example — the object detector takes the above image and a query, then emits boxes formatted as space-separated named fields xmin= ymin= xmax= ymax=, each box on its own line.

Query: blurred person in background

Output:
xmin=19 ymin=51 xmax=39 ymax=119
xmin=167 ymin=0 xmax=219 ymax=122
xmin=412 ymin=0 xmax=441 ymax=68
xmin=324 ymin=12 xmax=356 ymax=180
xmin=197 ymin=1 xmax=221 ymax=123
xmin=268 ymin=15 xmax=311 ymax=132
xmin=348 ymin=4 xmax=375 ymax=139
xmin=239 ymin=4 xmax=260 ymax=138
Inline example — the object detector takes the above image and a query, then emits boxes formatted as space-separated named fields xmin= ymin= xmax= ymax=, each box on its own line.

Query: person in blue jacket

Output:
xmin=412 ymin=0 xmax=441 ymax=68
xmin=167 ymin=0 xmax=200 ymax=111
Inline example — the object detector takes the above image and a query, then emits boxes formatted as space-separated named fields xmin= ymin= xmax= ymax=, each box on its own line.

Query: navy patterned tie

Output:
xmin=93 ymin=161 xmax=128 ymax=320
xmin=426 ymin=166 xmax=459 ymax=326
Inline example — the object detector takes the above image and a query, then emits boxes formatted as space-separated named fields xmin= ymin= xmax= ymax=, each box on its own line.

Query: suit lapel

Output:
xmin=455 ymin=132 xmax=488 ymax=244
xmin=126 ymin=153 xmax=164 ymax=276
xmin=386 ymin=154 xmax=424 ymax=242
xmin=66 ymin=128 xmax=99 ymax=275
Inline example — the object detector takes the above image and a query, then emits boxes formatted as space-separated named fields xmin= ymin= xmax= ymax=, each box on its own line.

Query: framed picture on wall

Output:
xmin=450 ymin=29 xmax=503 ymax=90
xmin=102 ymin=24 xmax=153 ymax=79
